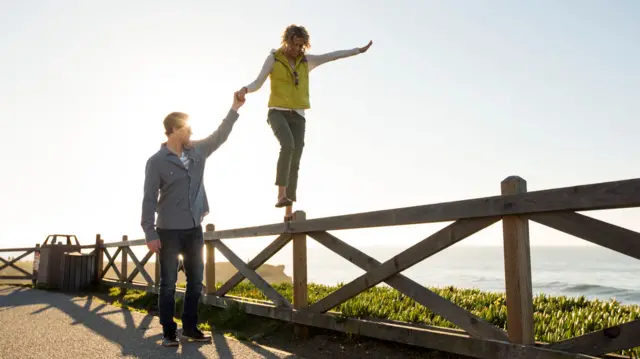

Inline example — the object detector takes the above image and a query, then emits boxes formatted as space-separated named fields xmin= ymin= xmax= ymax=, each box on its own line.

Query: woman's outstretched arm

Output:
xmin=306 ymin=40 xmax=373 ymax=71
xmin=242 ymin=51 xmax=276 ymax=93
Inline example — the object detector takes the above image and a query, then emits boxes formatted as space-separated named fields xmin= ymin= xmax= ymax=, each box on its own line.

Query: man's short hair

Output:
xmin=163 ymin=112 xmax=189 ymax=136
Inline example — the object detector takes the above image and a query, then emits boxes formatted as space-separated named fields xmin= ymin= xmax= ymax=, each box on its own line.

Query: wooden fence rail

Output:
xmin=0 ymin=244 xmax=39 ymax=282
xmin=3 ymin=175 xmax=640 ymax=359
xmin=90 ymin=175 xmax=640 ymax=359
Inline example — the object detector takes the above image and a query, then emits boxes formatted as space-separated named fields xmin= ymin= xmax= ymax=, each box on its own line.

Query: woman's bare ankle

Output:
xmin=278 ymin=186 xmax=287 ymax=199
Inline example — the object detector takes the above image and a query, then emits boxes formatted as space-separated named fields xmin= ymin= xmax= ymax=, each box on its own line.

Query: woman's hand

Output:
xmin=237 ymin=87 xmax=248 ymax=101
xmin=359 ymin=40 xmax=373 ymax=53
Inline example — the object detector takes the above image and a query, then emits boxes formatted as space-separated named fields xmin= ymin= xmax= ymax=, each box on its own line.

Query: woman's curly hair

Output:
xmin=281 ymin=24 xmax=311 ymax=51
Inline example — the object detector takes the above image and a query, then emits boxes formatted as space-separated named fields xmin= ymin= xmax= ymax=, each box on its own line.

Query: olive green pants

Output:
xmin=267 ymin=109 xmax=306 ymax=201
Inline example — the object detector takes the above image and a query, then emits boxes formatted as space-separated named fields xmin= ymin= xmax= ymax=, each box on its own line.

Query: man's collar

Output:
xmin=159 ymin=142 xmax=194 ymax=157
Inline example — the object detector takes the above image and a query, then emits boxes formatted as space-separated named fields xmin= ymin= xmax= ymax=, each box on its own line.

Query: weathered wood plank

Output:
xmin=205 ymin=224 xmax=216 ymax=295
xmin=102 ymin=238 xmax=146 ymax=248
xmin=154 ymin=253 xmax=160 ymax=290
xmin=102 ymin=279 xmax=158 ymax=293
xmin=126 ymin=250 xmax=154 ymax=283
xmin=86 ymin=254 xmax=94 ymax=288
xmin=94 ymin=236 xmax=103 ymax=284
xmin=529 ymin=212 xmax=640 ymax=261
xmin=101 ymin=247 xmax=122 ymax=279
xmin=213 ymin=239 xmax=292 ymax=308
xmin=292 ymin=211 xmax=308 ymax=337
xmin=215 ymin=234 xmax=292 ymax=296
xmin=308 ymin=217 xmax=499 ymax=314
xmin=308 ymin=231 xmax=508 ymax=341
xmin=501 ymin=176 xmax=535 ymax=344
xmin=207 ymin=223 xmax=287 ymax=240
xmin=0 ymin=275 xmax=32 ymax=280
xmin=201 ymin=295 xmax=595 ymax=359
xmin=123 ymin=247 xmax=154 ymax=285
xmin=74 ymin=254 xmax=82 ymax=291
xmin=204 ymin=178 xmax=640 ymax=240
xmin=0 ymin=247 xmax=37 ymax=253
xmin=120 ymin=236 xmax=128 ymax=282
xmin=546 ymin=319 xmax=640 ymax=356
xmin=0 ymin=250 xmax=34 ymax=272
xmin=0 ymin=257 xmax=32 ymax=277
xmin=59 ymin=255 xmax=68 ymax=291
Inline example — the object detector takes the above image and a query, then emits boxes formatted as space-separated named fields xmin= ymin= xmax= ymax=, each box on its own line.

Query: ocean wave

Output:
xmin=535 ymin=281 xmax=640 ymax=303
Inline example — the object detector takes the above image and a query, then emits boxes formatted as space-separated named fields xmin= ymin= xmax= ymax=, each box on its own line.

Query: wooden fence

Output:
xmin=4 ymin=175 xmax=640 ymax=358
xmin=0 ymin=244 xmax=39 ymax=283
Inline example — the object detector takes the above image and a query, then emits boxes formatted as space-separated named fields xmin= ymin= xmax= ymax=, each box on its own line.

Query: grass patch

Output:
xmin=105 ymin=286 xmax=284 ymax=341
xmin=103 ymin=282 xmax=640 ymax=357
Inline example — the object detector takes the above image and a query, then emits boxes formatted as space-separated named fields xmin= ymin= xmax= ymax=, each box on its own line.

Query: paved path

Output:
xmin=0 ymin=285 xmax=301 ymax=359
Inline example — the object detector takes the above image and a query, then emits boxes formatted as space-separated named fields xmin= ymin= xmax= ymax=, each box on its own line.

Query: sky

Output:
xmin=1 ymin=0 xmax=639 ymax=261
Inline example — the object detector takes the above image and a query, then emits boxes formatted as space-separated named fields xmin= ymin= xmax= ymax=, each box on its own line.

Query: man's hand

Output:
xmin=232 ymin=90 xmax=246 ymax=112
xmin=237 ymin=87 xmax=248 ymax=101
xmin=359 ymin=40 xmax=373 ymax=53
xmin=147 ymin=239 xmax=161 ymax=254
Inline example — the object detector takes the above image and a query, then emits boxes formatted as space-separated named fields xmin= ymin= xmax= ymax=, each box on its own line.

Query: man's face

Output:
xmin=285 ymin=36 xmax=306 ymax=58
xmin=171 ymin=121 xmax=192 ymax=145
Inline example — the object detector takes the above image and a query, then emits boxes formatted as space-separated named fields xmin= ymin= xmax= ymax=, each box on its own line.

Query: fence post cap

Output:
xmin=501 ymin=175 xmax=526 ymax=184
xmin=292 ymin=210 xmax=306 ymax=221
xmin=206 ymin=224 xmax=215 ymax=232
xmin=501 ymin=176 xmax=527 ymax=193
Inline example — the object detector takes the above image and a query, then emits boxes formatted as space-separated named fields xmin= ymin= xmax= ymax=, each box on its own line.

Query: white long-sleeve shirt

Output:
xmin=243 ymin=48 xmax=361 ymax=118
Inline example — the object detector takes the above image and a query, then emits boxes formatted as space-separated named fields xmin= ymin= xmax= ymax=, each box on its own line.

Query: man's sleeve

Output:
xmin=243 ymin=52 xmax=275 ymax=93
xmin=306 ymin=48 xmax=361 ymax=71
xmin=192 ymin=108 xmax=240 ymax=158
xmin=141 ymin=158 xmax=160 ymax=243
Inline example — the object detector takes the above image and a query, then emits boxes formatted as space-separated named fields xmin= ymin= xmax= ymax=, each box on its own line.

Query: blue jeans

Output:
xmin=157 ymin=226 xmax=204 ymax=334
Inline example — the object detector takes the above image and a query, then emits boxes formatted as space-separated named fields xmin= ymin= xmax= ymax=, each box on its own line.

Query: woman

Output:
xmin=238 ymin=24 xmax=372 ymax=220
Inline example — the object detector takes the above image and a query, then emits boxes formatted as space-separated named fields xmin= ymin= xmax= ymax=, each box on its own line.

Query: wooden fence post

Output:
xmin=32 ymin=243 xmax=40 ymax=286
xmin=155 ymin=252 xmax=160 ymax=292
xmin=121 ymin=235 xmax=128 ymax=283
xmin=205 ymin=224 xmax=216 ymax=295
xmin=501 ymin=176 xmax=534 ymax=344
xmin=93 ymin=234 xmax=103 ymax=287
xmin=292 ymin=210 xmax=308 ymax=337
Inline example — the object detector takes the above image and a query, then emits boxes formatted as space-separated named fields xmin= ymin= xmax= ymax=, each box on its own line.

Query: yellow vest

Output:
xmin=268 ymin=50 xmax=310 ymax=109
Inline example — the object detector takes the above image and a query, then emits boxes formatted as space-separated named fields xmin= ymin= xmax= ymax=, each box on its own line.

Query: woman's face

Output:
xmin=285 ymin=36 xmax=306 ymax=58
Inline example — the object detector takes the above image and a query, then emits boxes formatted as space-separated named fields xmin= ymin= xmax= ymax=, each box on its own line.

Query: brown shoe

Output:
xmin=275 ymin=197 xmax=293 ymax=208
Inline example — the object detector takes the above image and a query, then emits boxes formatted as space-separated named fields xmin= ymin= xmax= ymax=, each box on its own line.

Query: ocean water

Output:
xmin=263 ymin=244 xmax=640 ymax=305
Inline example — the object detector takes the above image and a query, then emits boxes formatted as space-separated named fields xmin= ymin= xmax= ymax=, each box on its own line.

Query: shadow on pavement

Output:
xmin=0 ymin=285 xmax=294 ymax=359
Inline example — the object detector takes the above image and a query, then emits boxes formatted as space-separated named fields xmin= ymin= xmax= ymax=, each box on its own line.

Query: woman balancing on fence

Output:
xmin=236 ymin=24 xmax=373 ymax=221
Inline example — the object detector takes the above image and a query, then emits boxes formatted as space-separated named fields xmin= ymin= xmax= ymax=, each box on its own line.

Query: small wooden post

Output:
xmin=32 ymin=243 xmax=40 ymax=286
xmin=205 ymin=224 xmax=216 ymax=295
xmin=93 ymin=234 xmax=103 ymax=285
xmin=501 ymin=176 xmax=534 ymax=344
xmin=121 ymin=235 xmax=128 ymax=283
xmin=292 ymin=210 xmax=308 ymax=337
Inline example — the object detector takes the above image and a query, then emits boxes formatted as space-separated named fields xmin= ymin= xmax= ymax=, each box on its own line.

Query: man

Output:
xmin=237 ymin=24 xmax=372 ymax=221
xmin=141 ymin=91 xmax=245 ymax=347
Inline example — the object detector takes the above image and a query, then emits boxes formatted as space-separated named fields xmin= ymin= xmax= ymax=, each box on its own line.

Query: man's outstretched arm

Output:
xmin=192 ymin=93 xmax=245 ymax=158
xmin=192 ymin=108 xmax=239 ymax=158
xmin=141 ymin=158 xmax=160 ymax=243
xmin=306 ymin=40 xmax=373 ymax=71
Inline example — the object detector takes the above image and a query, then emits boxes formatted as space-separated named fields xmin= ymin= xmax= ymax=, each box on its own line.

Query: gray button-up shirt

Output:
xmin=141 ymin=108 xmax=239 ymax=242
